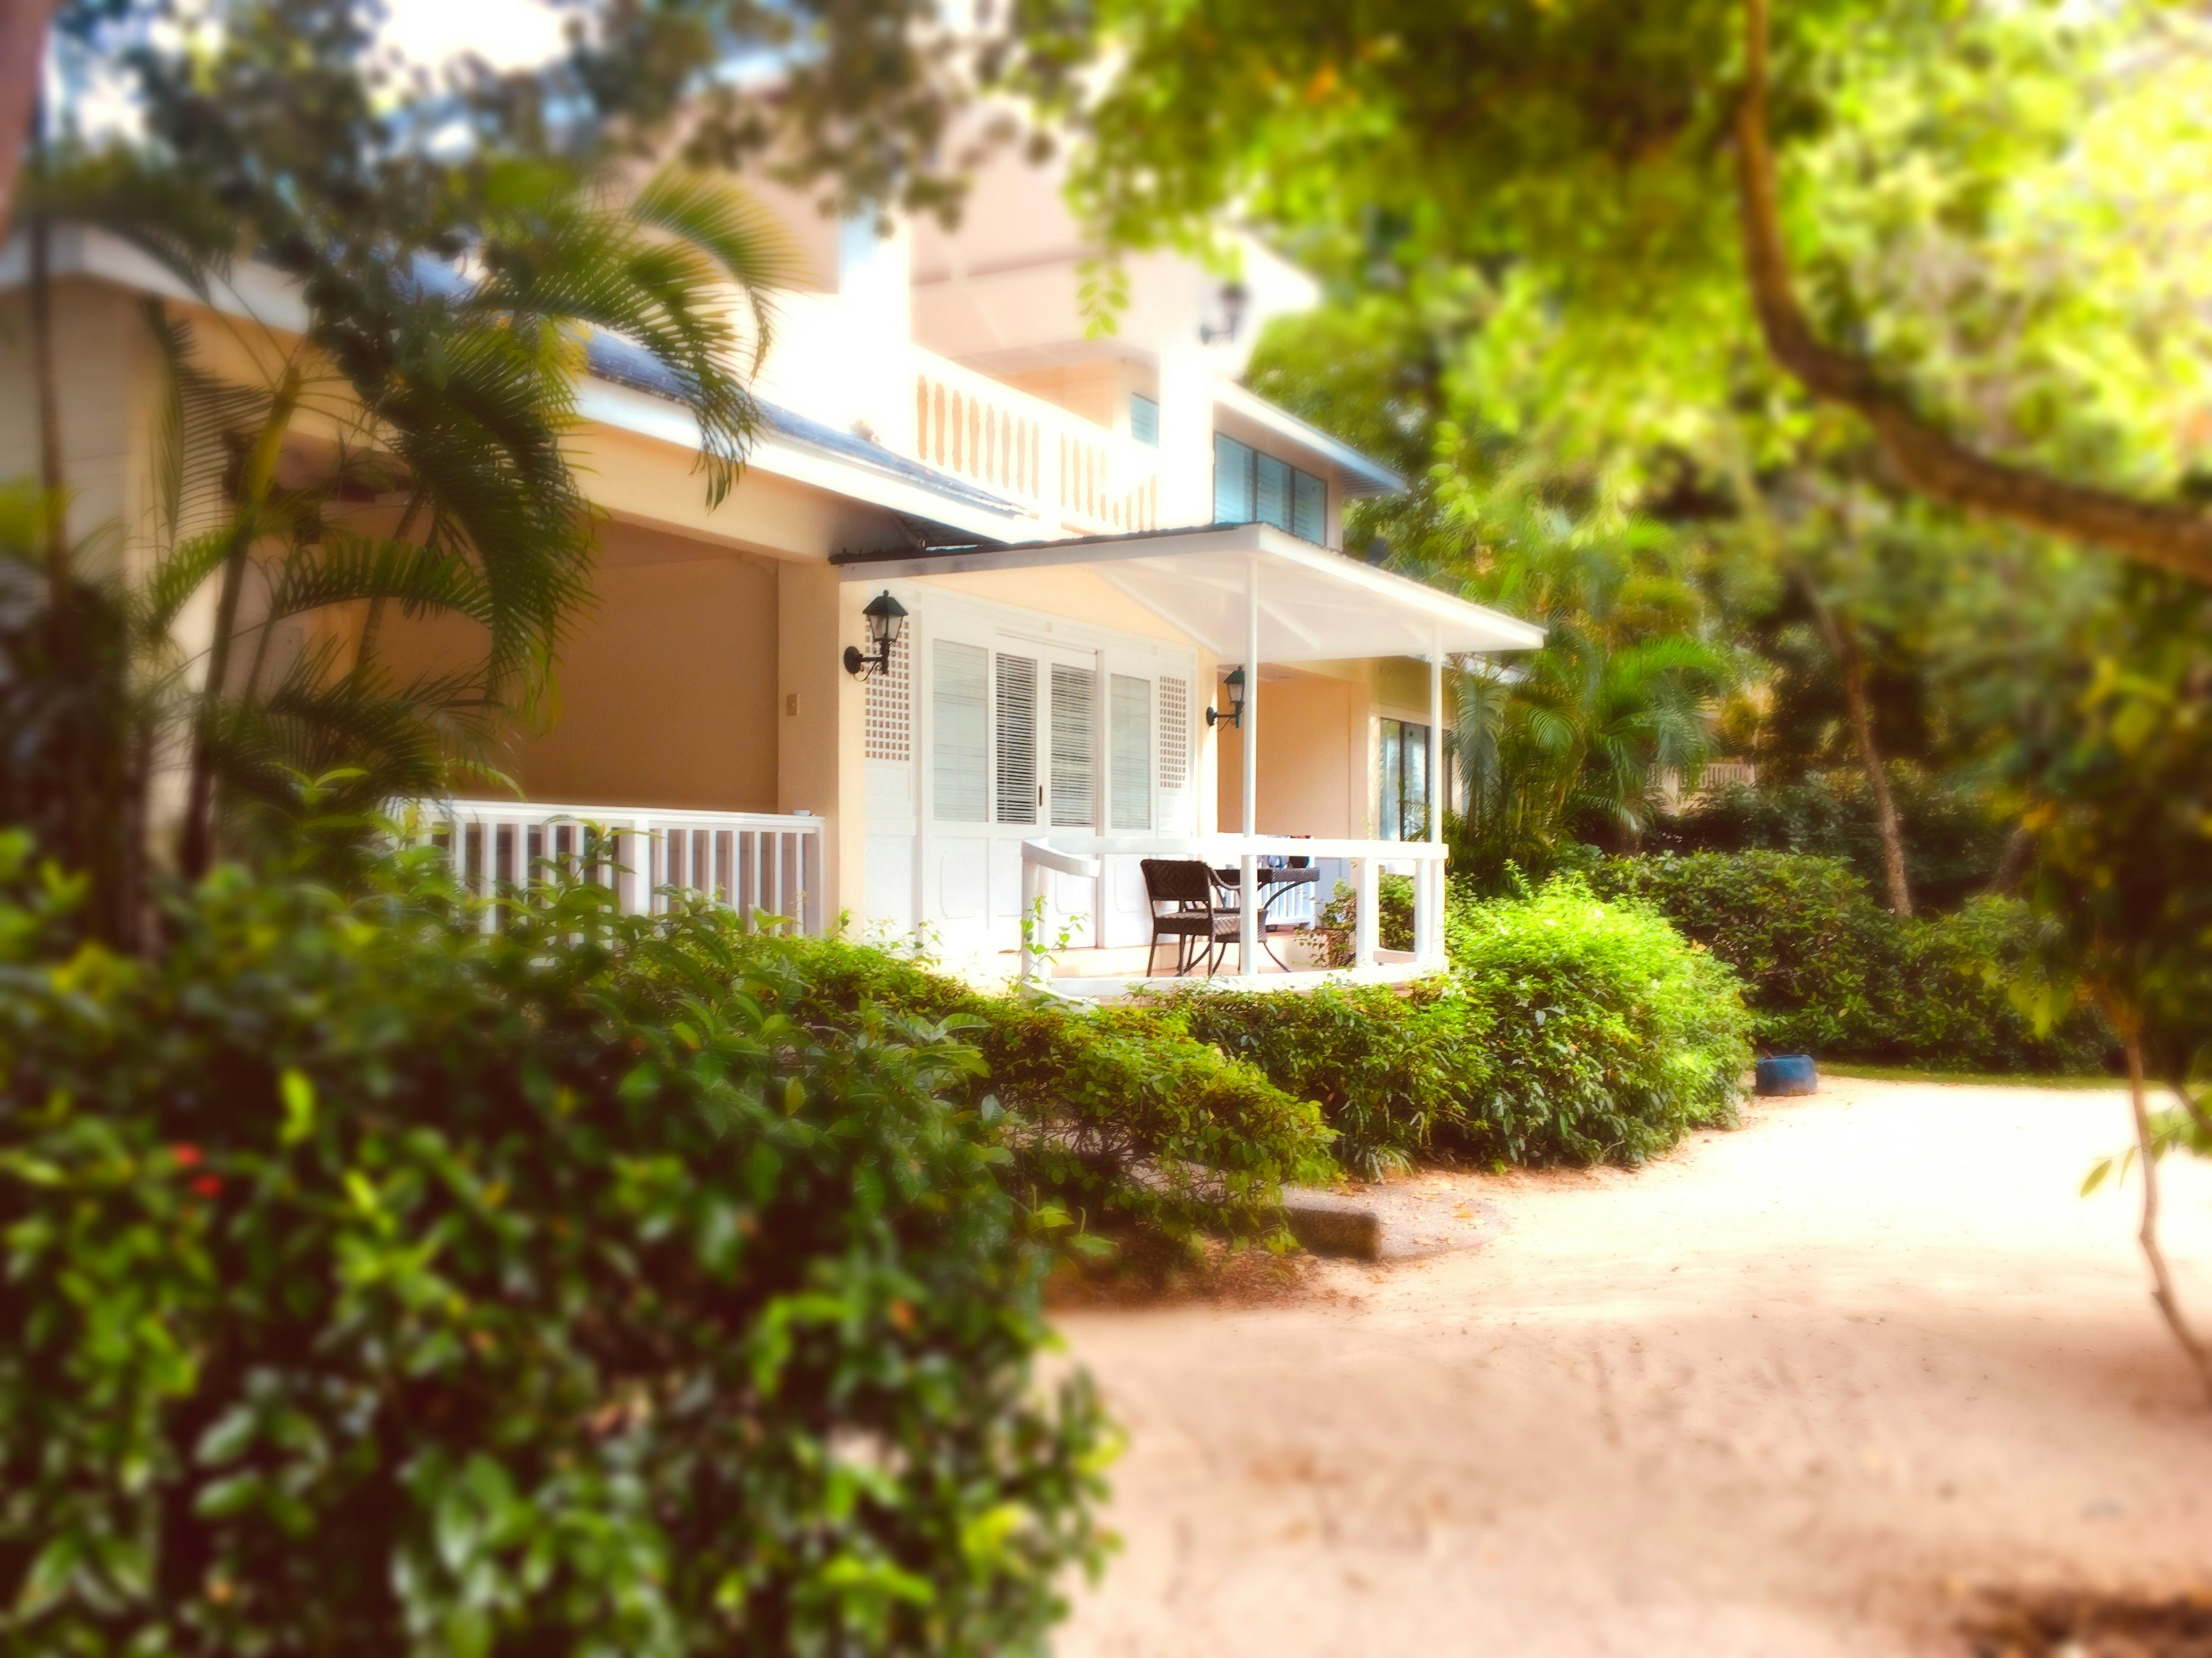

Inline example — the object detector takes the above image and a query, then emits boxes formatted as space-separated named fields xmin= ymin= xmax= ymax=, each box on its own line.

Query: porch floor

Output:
xmin=991 ymin=938 xmax=1425 ymax=1001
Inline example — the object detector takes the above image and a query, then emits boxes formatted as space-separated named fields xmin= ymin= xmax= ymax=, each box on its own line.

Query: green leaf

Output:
xmin=280 ymin=1068 xmax=316 ymax=1145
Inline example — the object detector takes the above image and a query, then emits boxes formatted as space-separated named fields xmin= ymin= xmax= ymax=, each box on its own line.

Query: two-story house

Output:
xmin=2 ymin=141 xmax=1539 ymax=993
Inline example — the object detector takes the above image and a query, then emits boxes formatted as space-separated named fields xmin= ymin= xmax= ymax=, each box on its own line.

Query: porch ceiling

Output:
xmin=829 ymin=522 xmax=1544 ymax=663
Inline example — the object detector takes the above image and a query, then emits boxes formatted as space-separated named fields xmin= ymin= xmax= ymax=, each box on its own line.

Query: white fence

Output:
xmin=398 ymin=800 xmax=825 ymax=934
xmin=1020 ymin=833 xmax=1449 ymax=992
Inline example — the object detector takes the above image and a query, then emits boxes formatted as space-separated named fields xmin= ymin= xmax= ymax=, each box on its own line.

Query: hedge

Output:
xmin=1156 ymin=878 xmax=1753 ymax=1174
xmin=1586 ymin=851 xmax=2114 ymax=1072
xmin=640 ymin=919 xmax=1336 ymax=1242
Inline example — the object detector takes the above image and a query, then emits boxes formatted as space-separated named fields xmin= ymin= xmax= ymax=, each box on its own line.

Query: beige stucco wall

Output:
xmin=0 ymin=279 xmax=162 ymax=579
xmin=1214 ymin=669 xmax=1372 ymax=839
xmin=380 ymin=522 xmax=781 ymax=812
xmin=907 ymin=565 xmax=1207 ymax=651
xmin=777 ymin=561 xmax=866 ymax=925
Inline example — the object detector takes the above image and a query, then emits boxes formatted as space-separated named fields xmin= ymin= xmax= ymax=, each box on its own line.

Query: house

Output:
xmin=0 ymin=142 xmax=1540 ymax=995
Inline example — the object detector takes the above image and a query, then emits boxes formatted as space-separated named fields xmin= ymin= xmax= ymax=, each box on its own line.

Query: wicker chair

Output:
xmin=1139 ymin=858 xmax=1240 ymax=977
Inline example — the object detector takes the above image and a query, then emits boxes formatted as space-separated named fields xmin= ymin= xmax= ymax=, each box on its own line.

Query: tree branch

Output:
xmin=1734 ymin=0 xmax=2212 ymax=586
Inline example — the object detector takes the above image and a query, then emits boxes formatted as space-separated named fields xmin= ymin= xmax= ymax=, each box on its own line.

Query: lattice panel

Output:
xmin=1157 ymin=676 xmax=1188 ymax=791
xmin=864 ymin=629 xmax=911 ymax=761
xmin=1157 ymin=674 xmax=1190 ymax=832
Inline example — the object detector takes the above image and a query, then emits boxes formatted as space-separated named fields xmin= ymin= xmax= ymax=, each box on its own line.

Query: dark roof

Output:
xmin=584 ymin=333 xmax=1027 ymax=521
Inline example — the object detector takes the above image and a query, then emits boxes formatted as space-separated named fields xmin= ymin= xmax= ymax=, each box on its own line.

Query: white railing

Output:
xmin=397 ymin=799 xmax=825 ymax=935
xmin=1020 ymin=834 xmax=1450 ymax=991
xmin=914 ymin=356 xmax=1160 ymax=538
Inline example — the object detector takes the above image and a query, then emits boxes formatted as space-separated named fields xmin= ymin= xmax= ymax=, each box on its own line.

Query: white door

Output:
xmin=922 ymin=628 xmax=1101 ymax=958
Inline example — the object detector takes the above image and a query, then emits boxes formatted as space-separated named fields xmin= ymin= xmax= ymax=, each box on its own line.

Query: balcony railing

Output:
xmin=914 ymin=356 xmax=1160 ymax=538
xmin=1019 ymin=833 xmax=1449 ymax=994
xmin=397 ymin=799 xmax=825 ymax=935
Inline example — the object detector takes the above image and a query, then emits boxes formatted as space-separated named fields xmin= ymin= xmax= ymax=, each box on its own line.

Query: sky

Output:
xmin=374 ymin=0 xmax=574 ymax=75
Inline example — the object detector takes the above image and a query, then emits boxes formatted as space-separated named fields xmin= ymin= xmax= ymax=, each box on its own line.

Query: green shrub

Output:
xmin=1149 ymin=981 xmax=1492 ymax=1180
xmin=0 ymin=840 xmax=1107 ymax=1655
xmin=1313 ymin=871 xmax=1416 ymax=963
xmin=1650 ymin=771 xmax=2013 ymax=911
xmin=1899 ymin=897 xmax=2115 ymax=1073
xmin=1588 ymin=851 xmax=2113 ymax=1072
xmin=1586 ymin=851 xmax=1903 ymax=1054
xmin=639 ymin=920 xmax=1335 ymax=1241
xmin=1154 ymin=880 xmax=1751 ymax=1175
xmin=1444 ymin=879 xmax=1753 ymax=1164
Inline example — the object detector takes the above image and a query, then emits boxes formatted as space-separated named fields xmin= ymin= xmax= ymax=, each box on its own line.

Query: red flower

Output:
xmin=171 ymin=1144 xmax=203 ymax=1170
xmin=191 ymin=1175 xmax=223 ymax=1200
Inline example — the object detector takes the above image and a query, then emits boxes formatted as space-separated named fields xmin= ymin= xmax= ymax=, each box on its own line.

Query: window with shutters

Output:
xmin=1213 ymin=434 xmax=1330 ymax=547
xmin=863 ymin=628 xmax=910 ymax=761
xmin=1255 ymin=453 xmax=1291 ymax=532
xmin=1050 ymin=665 xmax=1096 ymax=827
xmin=1109 ymin=674 xmax=1152 ymax=831
xmin=931 ymin=642 xmax=988 ymax=822
xmin=1213 ymin=433 xmax=1254 ymax=525
xmin=1130 ymin=393 xmax=1160 ymax=447
xmin=994 ymin=653 xmax=1038 ymax=824
xmin=1293 ymin=471 xmax=1326 ymax=544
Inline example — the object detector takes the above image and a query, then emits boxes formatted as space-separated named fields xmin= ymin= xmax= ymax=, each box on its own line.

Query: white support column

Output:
xmin=1354 ymin=853 xmax=1379 ymax=968
xmin=1426 ymin=650 xmax=1445 ymax=968
xmin=1239 ymin=557 xmax=1260 ymax=975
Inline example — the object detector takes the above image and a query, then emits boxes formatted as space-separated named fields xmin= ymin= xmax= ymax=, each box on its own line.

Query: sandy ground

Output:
xmin=1054 ymin=1078 xmax=2212 ymax=1656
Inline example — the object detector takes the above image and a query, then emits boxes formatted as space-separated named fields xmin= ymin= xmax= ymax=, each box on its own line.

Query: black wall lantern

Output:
xmin=1198 ymin=280 xmax=1249 ymax=346
xmin=1207 ymin=666 xmax=1245 ymax=730
xmin=844 ymin=589 xmax=908 ymax=678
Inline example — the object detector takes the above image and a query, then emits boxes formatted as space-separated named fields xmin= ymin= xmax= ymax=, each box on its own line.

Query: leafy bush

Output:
xmin=1586 ymin=851 xmax=1902 ymax=1054
xmin=1444 ymin=879 xmax=1753 ymax=1164
xmin=1588 ymin=851 xmax=2113 ymax=1072
xmin=1153 ymin=981 xmax=1492 ymax=1179
xmin=639 ymin=921 xmax=1335 ymax=1241
xmin=1649 ymin=771 xmax=2013 ymax=912
xmin=1313 ymin=871 xmax=1415 ymax=962
xmin=0 ymin=840 xmax=1107 ymax=1655
xmin=1154 ymin=879 xmax=1751 ymax=1174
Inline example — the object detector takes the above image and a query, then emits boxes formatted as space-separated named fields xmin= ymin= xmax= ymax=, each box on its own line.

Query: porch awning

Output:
xmin=828 ymin=522 xmax=1544 ymax=663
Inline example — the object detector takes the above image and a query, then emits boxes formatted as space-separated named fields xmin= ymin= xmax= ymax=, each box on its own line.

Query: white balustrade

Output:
xmin=914 ymin=357 xmax=1161 ymax=537
xmin=1018 ymin=833 xmax=1450 ymax=991
xmin=395 ymin=799 xmax=825 ymax=935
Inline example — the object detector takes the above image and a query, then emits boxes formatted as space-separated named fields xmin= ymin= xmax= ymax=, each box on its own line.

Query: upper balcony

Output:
xmin=749 ymin=290 xmax=1161 ymax=542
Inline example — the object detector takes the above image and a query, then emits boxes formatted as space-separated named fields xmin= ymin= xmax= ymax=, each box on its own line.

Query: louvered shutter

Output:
xmin=1255 ymin=453 xmax=1291 ymax=531
xmin=1109 ymin=674 xmax=1152 ymax=831
xmin=1050 ymin=665 xmax=1096 ymax=827
xmin=995 ymin=652 xmax=1038 ymax=824
xmin=1292 ymin=470 xmax=1326 ymax=544
xmin=932 ymin=641 xmax=988 ymax=822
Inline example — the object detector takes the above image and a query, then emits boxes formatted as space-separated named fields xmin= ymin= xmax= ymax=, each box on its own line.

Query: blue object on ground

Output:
xmin=1755 ymin=1054 xmax=1818 ymax=1097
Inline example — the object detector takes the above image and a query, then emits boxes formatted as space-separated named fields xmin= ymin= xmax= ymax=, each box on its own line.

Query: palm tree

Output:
xmin=128 ymin=158 xmax=790 ymax=874
xmin=8 ymin=0 xmax=794 ymax=919
xmin=1418 ymin=495 xmax=1734 ymax=889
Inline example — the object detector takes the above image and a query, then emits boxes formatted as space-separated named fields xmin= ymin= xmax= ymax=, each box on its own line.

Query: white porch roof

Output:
xmin=830 ymin=522 xmax=1544 ymax=663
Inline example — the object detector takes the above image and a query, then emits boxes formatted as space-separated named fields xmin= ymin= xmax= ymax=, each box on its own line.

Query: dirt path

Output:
xmin=1055 ymin=1079 xmax=2212 ymax=1656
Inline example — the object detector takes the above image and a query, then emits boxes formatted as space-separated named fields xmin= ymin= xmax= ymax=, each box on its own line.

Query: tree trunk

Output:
xmin=2122 ymin=1024 xmax=2212 ymax=1403
xmin=0 ymin=0 xmax=58 ymax=242
xmin=1790 ymin=566 xmax=1913 ymax=917
xmin=1734 ymin=0 xmax=2212 ymax=587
